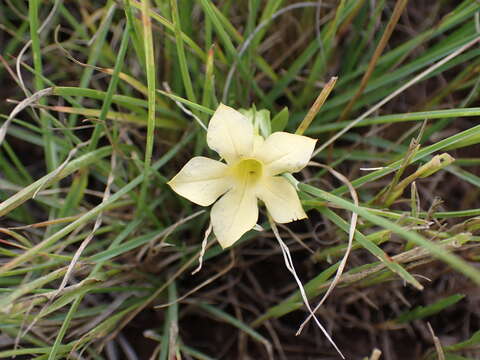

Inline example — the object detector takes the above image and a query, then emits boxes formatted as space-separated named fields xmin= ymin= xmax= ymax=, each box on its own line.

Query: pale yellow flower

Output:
xmin=168 ymin=104 xmax=317 ymax=248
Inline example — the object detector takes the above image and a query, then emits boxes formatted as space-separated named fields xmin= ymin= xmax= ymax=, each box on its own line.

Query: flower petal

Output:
xmin=252 ymin=134 xmax=265 ymax=153
xmin=257 ymin=176 xmax=307 ymax=223
xmin=168 ymin=156 xmax=232 ymax=206
xmin=255 ymin=132 xmax=317 ymax=175
xmin=211 ymin=187 xmax=258 ymax=248
xmin=207 ymin=103 xmax=254 ymax=163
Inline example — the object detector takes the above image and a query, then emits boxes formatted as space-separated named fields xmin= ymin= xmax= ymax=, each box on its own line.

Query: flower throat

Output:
xmin=233 ymin=158 xmax=263 ymax=184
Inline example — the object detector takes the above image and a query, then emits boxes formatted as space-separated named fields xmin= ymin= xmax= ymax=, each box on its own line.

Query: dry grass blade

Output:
xmin=32 ymin=141 xmax=89 ymax=199
xmin=191 ymin=222 xmax=213 ymax=275
xmin=296 ymin=76 xmax=338 ymax=135
xmin=314 ymin=35 xmax=480 ymax=155
xmin=339 ymin=0 xmax=409 ymax=121
xmin=0 ymin=87 xmax=53 ymax=144
xmin=427 ymin=322 xmax=445 ymax=360
xmin=101 ymin=215 xmax=215 ymax=344
xmin=162 ymin=82 xmax=207 ymax=131
xmin=222 ymin=1 xmax=321 ymax=102
xmin=155 ymin=251 xmax=234 ymax=309
xmin=296 ymin=162 xmax=358 ymax=335
xmin=20 ymin=153 xmax=117 ymax=338
xmin=269 ymin=214 xmax=345 ymax=359
xmin=370 ymin=349 xmax=382 ymax=360
xmin=55 ymin=153 xmax=116 ymax=294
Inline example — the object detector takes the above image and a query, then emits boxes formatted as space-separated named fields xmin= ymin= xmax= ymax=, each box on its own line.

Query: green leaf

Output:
xmin=444 ymin=330 xmax=480 ymax=352
xmin=271 ymin=107 xmax=289 ymax=132
xmin=395 ymin=294 xmax=465 ymax=323
xmin=301 ymin=183 xmax=480 ymax=285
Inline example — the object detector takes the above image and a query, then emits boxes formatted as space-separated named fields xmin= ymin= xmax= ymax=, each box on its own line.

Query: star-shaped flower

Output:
xmin=168 ymin=104 xmax=316 ymax=248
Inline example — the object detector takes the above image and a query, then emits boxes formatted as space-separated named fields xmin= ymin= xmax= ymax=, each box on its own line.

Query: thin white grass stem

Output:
xmin=268 ymin=214 xmax=344 ymax=359
xmin=370 ymin=349 xmax=382 ymax=360
xmin=88 ymin=5 xmax=117 ymax=47
xmin=14 ymin=1 xmax=60 ymax=108
xmin=70 ymin=293 xmax=132 ymax=337
xmin=360 ymin=167 xmax=385 ymax=171
xmin=118 ymin=333 xmax=139 ymax=360
xmin=56 ymin=153 xmax=117 ymax=292
xmin=162 ymin=82 xmax=207 ymax=131
xmin=192 ymin=222 xmax=213 ymax=274
xmin=137 ymin=210 xmax=206 ymax=262
xmin=0 ymin=87 xmax=53 ymax=145
xmin=38 ymin=0 xmax=62 ymax=34
xmin=427 ymin=322 xmax=445 ymax=360
xmin=314 ymin=35 xmax=480 ymax=156
xmin=21 ymin=153 xmax=117 ymax=337
xmin=157 ymin=251 xmax=234 ymax=309
xmin=296 ymin=162 xmax=358 ymax=335
xmin=32 ymin=141 xmax=89 ymax=198
xmin=15 ymin=40 xmax=33 ymax=97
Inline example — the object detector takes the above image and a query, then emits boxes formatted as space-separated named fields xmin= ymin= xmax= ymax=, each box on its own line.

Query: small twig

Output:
xmin=309 ymin=238 xmax=465 ymax=294
xmin=0 ymin=55 xmax=21 ymax=86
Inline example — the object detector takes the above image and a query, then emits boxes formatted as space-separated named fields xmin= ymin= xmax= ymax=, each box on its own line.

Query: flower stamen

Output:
xmin=233 ymin=158 xmax=263 ymax=184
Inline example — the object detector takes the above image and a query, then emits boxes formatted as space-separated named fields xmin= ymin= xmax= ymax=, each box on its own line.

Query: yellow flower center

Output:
xmin=233 ymin=158 xmax=264 ymax=184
